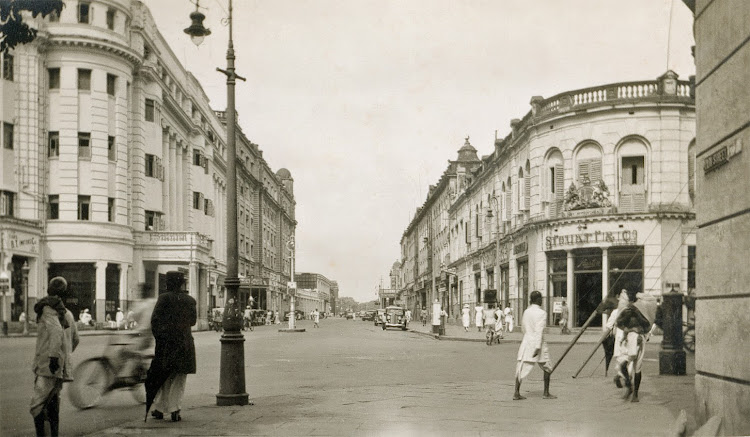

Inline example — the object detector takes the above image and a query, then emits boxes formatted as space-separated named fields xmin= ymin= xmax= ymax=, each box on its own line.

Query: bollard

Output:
xmin=659 ymin=287 xmax=686 ymax=375
xmin=2 ymin=321 xmax=7 ymax=336
xmin=439 ymin=314 xmax=446 ymax=336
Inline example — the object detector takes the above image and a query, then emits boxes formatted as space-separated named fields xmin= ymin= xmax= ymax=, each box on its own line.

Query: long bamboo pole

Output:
xmin=549 ymin=310 xmax=598 ymax=374
xmin=572 ymin=329 xmax=611 ymax=378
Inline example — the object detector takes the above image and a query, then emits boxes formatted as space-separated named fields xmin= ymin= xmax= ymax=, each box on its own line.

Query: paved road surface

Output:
xmin=0 ymin=317 xmax=695 ymax=436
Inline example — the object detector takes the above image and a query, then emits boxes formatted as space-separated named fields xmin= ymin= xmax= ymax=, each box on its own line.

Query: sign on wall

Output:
xmin=545 ymin=229 xmax=638 ymax=250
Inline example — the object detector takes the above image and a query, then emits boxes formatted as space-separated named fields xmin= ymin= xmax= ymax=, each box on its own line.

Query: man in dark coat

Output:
xmin=145 ymin=271 xmax=196 ymax=422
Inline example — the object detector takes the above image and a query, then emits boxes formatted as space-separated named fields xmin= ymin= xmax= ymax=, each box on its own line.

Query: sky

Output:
xmin=147 ymin=0 xmax=695 ymax=303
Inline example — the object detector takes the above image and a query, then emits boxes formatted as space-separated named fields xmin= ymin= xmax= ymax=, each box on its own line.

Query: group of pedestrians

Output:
xmin=461 ymin=303 xmax=514 ymax=334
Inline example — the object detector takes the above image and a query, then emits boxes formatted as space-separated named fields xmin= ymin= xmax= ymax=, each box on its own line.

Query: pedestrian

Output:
xmin=126 ymin=309 xmax=136 ymax=330
xmin=461 ymin=304 xmax=471 ymax=332
xmin=559 ymin=300 xmax=570 ymax=335
xmin=483 ymin=304 xmax=496 ymax=336
xmin=274 ymin=310 xmax=280 ymax=324
xmin=405 ymin=308 xmax=412 ymax=327
xmin=613 ymin=292 xmax=662 ymax=403
xmin=603 ymin=289 xmax=630 ymax=376
xmin=145 ymin=271 xmax=196 ymax=422
xmin=494 ymin=305 xmax=505 ymax=339
xmin=266 ymin=310 xmax=272 ymax=325
xmin=105 ymin=313 xmax=113 ymax=328
xmin=116 ymin=308 xmax=124 ymax=330
xmin=420 ymin=307 xmax=427 ymax=326
xmin=19 ymin=311 xmax=26 ymax=324
xmin=474 ymin=304 xmax=484 ymax=332
xmin=514 ymin=291 xmax=556 ymax=400
xmin=243 ymin=306 xmax=252 ymax=331
xmin=313 ymin=308 xmax=320 ymax=328
xmin=30 ymin=277 xmax=78 ymax=436
xmin=79 ymin=308 xmax=92 ymax=327
xmin=504 ymin=304 xmax=514 ymax=332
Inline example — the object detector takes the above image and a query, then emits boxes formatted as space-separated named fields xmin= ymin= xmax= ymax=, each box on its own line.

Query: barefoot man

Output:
xmin=514 ymin=290 xmax=556 ymax=400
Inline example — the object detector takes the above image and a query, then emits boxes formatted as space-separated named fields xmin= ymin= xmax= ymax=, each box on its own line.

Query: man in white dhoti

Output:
xmin=614 ymin=292 xmax=661 ymax=402
xmin=514 ymin=291 xmax=556 ymax=400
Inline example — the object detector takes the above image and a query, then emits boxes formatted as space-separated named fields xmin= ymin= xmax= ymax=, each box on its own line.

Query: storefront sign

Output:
xmin=703 ymin=138 xmax=742 ymax=174
xmin=2 ymin=230 xmax=39 ymax=254
xmin=552 ymin=301 xmax=562 ymax=314
xmin=545 ymin=229 xmax=638 ymax=250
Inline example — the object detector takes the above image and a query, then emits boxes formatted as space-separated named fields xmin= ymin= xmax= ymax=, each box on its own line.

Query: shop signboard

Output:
xmin=545 ymin=229 xmax=638 ymax=251
xmin=552 ymin=301 xmax=563 ymax=314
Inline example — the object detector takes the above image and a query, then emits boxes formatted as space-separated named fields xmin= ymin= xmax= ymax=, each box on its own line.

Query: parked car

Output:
xmin=283 ymin=309 xmax=305 ymax=321
xmin=382 ymin=306 xmax=407 ymax=331
xmin=374 ymin=308 xmax=386 ymax=326
xmin=345 ymin=311 xmax=354 ymax=320
xmin=361 ymin=310 xmax=376 ymax=321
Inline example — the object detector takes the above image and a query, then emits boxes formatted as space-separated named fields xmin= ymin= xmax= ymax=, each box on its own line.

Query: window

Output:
xmin=145 ymin=154 xmax=156 ymax=177
xmin=145 ymin=99 xmax=155 ymax=122
xmin=78 ymin=2 xmax=90 ymax=23
xmin=2 ymin=53 xmax=13 ymax=81
xmin=143 ymin=44 xmax=151 ymax=60
xmin=105 ymin=136 xmax=115 ymax=161
xmin=48 ymin=195 xmax=59 ymax=219
xmin=48 ymin=68 xmax=60 ymax=89
xmin=145 ymin=210 xmax=163 ymax=230
xmin=106 ymin=8 xmax=115 ymax=30
xmin=193 ymin=149 xmax=202 ymax=166
xmin=193 ymin=192 xmax=204 ymax=209
xmin=0 ymin=191 xmax=15 ymax=216
xmin=3 ymin=123 xmax=13 ymax=150
xmin=688 ymin=246 xmax=696 ymax=290
xmin=77 ymin=69 xmax=91 ymax=90
xmin=48 ymin=131 xmax=59 ymax=157
xmin=107 ymin=74 xmax=116 ymax=96
xmin=108 ymin=198 xmax=115 ymax=222
xmin=205 ymin=199 xmax=214 ymax=216
xmin=77 ymin=196 xmax=91 ymax=220
xmin=78 ymin=132 xmax=90 ymax=158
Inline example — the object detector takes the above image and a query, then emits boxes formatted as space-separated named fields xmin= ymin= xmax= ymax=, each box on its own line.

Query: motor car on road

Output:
xmin=361 ymin=310 xmax=376 ymax=321
xmin=374 ymin=308 xmax=385 ymax=326
xmin=382 ymin=306 xmax=407 ymax=331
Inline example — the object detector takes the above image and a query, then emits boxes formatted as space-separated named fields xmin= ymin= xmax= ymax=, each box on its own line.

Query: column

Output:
xmin=509 ymin=258 xmax=518 ymax=318
xmin=162 ymin=129 xmax=170 ymax=228
xmin=175 ymin=144 xmax=183 ymax=230
xmin=189 ymin=261 xmax=199 ymax=302
xmin=169 ymin=135 xmax=177 ymax=229
xmin=601 ymin=248 xmax=608 ymax=329
xmin=566 ymin=250 xmax=574 ymax=330
xmin=95 ymin=261 xmax=107 ymax=322
xmin=119 ymin=264 xmax=128 ymax=310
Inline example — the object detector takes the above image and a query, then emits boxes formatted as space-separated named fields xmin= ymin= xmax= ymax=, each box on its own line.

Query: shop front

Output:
xmin=0 ymin=227 xmax=42 ymax=327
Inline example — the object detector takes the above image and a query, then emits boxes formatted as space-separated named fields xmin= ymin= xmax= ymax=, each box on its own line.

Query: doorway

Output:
xmin=574 ymin=250 xmax=602 ymax=327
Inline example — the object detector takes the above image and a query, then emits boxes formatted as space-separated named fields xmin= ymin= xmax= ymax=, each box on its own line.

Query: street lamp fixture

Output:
xmin=21 ymin=261 xmax=29 ymax=336
xmin=185 ymin=0 xmax=248 ymax=407
xmin=183 ymin=2 xmax=211 ymax=46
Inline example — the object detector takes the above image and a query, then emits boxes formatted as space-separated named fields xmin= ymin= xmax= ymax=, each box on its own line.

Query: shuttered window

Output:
xmin=619 ymin=156 xmax=646 ymax=213
xmin=550 ymin=164 xmax=564 ymax=218
xmin=577 ymin=158 xmax=602 ymax=184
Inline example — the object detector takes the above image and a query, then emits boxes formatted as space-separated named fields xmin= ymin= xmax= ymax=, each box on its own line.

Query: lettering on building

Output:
xmin=545 ymin=230 xmax=638 ymax=250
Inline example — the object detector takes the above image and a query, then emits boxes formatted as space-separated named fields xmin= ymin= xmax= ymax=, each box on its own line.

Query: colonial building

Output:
xmin=0 ymin=0 xmax=295 ymax=330
xmin=294 ymin=272 xmax=334 ymax=314
xmin=393 ymin=72 xmax=695 ymax=330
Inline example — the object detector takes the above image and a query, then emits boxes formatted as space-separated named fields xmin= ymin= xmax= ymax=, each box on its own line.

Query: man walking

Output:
xmin=559 ymin=300 xmax=570 ymax=334
xmin=420 ymin=307 xmax=427 ymax=326
xmin=146 ymin=271 xmax=197 ymax=422
xmin=313 ymin=308 xmax=320 ymax=328
xmin=514 ymin=291 xmax=556 ymax=400
xmin=474 ymin=304 xmax=484 ymax=332
xmin=30 ymin=277 xmax=77 ymax=436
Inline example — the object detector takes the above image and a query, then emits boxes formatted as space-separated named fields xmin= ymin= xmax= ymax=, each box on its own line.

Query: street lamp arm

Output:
xmin=216 ymin=67 xmax=246 ymax=81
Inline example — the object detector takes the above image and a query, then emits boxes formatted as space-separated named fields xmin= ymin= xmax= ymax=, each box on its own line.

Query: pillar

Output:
xmin=566 ymin=250 xmax=574 ymax=330
xmin=176 ymin=144 xmax=183 ymax=230
xmin=169 ymin=136 xmax=177 ymax=229
xmin=119 ymin=264 xmax=128 ymax=310
xmin=601 ymin=248 xmax=608 ymax=329
xmin=95 ymin=261 xmax=107 ymax=321
xmin=189 ymin=261 xmax=199 ymax=302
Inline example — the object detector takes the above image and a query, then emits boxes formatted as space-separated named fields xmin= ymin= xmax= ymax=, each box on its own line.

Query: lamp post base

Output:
xmin=216 ymin=331 xmax=249 ymax=406
xmin=659 ymin=349 xmax=686 ymax=375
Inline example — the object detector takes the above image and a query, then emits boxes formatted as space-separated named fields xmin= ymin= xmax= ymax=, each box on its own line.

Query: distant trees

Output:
xmin=1 ymin=0 xmax=64 ymax=53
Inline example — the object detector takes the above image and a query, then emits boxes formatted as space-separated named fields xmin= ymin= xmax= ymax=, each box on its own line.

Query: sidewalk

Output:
xmin=407 ymin=320 xmax=656 ymax=344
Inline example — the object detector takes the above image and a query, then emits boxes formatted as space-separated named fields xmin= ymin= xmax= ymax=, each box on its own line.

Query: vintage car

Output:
xmin=374 ymin=308 xmax=386 ymax=326
xmin=361 ymin=310 xmax=376 ymax=321
xmin=381 ymin=306 xmax=407 ymax=330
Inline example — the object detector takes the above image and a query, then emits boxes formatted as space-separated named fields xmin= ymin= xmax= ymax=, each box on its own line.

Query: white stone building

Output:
xmin=0 ymin=0 xmax=295 ymax=330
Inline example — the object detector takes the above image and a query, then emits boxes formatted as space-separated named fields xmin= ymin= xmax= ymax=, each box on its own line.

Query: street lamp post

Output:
xmin=287 ymin=238 xmax=296 ymax=330
xmin=22 ymin=261 xmax=29 ymax=336
xmin=185 ymin=0 xmax=248 ymax=407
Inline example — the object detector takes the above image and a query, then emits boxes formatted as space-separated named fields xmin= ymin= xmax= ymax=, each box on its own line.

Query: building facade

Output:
xmin=0 ymin=0 xmax=295 ymax=330
xmin=392 ymin=72 xmax=695 ymax=331
xmin=682 ymin=0 xmax=750 ymax=434
xmin=294 ymin=272 xmax=334 ymax=314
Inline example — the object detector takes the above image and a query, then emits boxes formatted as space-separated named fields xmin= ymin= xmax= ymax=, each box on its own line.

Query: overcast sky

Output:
xmin=148 ymin=0 xmax=695 ymax=303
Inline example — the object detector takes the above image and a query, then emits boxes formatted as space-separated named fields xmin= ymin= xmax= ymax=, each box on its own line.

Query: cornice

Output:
xmin=47 ymin=35 xmax=141 ymax=68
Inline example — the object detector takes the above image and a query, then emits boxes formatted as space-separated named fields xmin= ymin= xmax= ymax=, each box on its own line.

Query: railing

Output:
xmin=134 ymin=231 xmax=213 ymax=250
xmin=535 ymin=79 xmax=692 ymax=120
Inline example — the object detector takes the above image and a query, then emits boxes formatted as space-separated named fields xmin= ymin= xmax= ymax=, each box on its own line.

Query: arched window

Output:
xmin=523 ymin=160 xmax=531 ymax=211
xmin=505 ymin=177 xmax=512 ymax=220
xmin=545 ymin=149 xmax=564 ymax=218
xmin=517 ymin=167 xmax=524 ymax=213
xmin=616 ymin=138 xmax=648 ymax=213
xmin=575 ymin=142 xmax=603 ymax=185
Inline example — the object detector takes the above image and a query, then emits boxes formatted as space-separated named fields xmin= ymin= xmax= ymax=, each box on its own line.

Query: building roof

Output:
xmin=456 ymin=137 xmax=479 ymax=162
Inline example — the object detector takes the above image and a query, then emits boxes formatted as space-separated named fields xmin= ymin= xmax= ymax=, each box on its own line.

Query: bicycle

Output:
xmin=68 ymin=333 xmax=154 ymax=409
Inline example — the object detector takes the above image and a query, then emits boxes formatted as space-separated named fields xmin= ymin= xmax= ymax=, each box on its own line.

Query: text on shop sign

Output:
xmin=545 ymin=230 xmax=638 ymax=250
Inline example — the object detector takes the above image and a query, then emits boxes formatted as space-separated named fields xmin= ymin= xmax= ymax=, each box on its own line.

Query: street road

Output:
xmin=0 ymin=318 xmax=694 ymax=436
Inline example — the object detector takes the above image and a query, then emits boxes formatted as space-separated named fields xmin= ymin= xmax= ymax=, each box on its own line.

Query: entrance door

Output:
xmin=573 ymin=250 xmax=602 ymax=327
